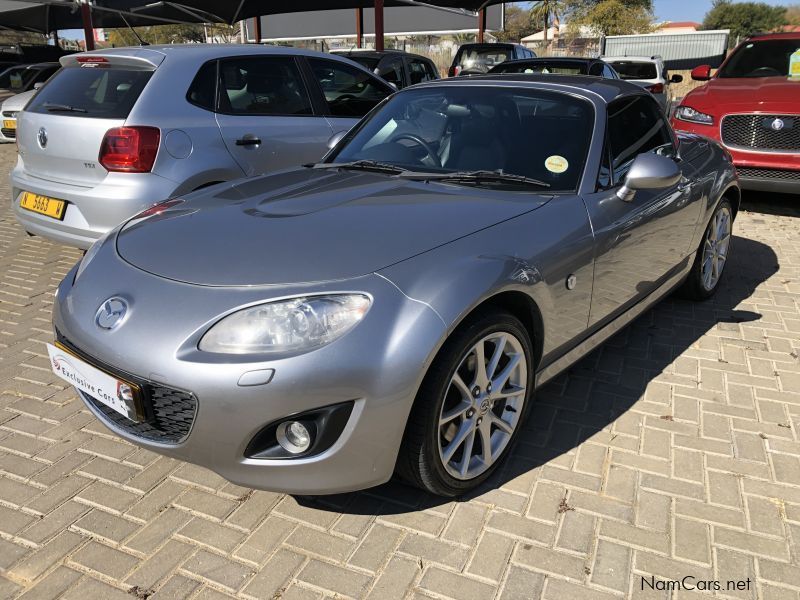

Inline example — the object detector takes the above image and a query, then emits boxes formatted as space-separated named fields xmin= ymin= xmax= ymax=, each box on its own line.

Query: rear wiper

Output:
xmin=400 ymin=169 xmax=551 ymax=188
xmin=43 ymin=103 xmax=87 ymax=113
xmin=306 ymin=160 xmax=405 ymax=175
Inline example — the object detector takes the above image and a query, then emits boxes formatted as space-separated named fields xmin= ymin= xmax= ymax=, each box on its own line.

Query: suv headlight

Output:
xmin=674 ymin=105 xmax=714 ymax=125
xmin=199 ymin=294 xmax=371 ymax=354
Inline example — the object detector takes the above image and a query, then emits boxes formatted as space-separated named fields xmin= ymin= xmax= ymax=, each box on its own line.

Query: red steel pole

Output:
xmin=81 ymin=1 xmax=95 ymax=51
xmin=477 ymin=9 xmax=486 ymax=43
xmin=374 ymin=0 xmax=384 ymax=51
xmin=253 ymin=16 xmax=262 ymax=43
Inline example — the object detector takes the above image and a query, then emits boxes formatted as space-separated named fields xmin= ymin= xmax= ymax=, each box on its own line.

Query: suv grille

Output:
xmin=1 ymin=128 xmax=15 ymax=139
xmin=737 ymin=167 xmax=800 ymax=182
xmin=56 ymin=331 xmax=197 ymax=444
xmin=721 ymin=114 xmax=800 ymax=152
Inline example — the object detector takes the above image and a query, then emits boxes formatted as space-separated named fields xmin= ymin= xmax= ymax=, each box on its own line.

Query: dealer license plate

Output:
xmin=47 ymin=343 xmax=143 ymax=421
xmin=3 ymin=119 xmax=15 ymax=129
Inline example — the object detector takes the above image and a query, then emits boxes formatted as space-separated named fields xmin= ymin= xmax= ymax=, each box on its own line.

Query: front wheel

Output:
xmin=397 ymin=309 xmax=533 ymax=496
xmin=679 ymin=199 xmax=733 ymax=300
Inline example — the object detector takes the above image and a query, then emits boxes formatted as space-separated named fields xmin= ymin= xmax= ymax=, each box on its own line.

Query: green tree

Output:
xmin=495 ymin=4 xmax=537 ymax=42
xmin=530 ymin=0 xmax=568 ymax=43
xmin=783 ymin=3 xmax=800 ymax=23
xmin=569 ymin=0 xmax=656 ymax=36
xmin=702 ymin=0 xmax=788 ymax=43
xmin=108 ymin=24 xmax=209 ymax=47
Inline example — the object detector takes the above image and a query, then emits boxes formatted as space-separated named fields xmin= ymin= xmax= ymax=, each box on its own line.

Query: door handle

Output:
xmin=235 ymin=135 xmax=261 ymax=146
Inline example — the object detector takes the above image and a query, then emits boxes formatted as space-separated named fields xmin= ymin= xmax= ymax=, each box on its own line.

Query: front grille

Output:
xmin=1 ymin=128 xmax=15 ymax=139
xmin=737 ymin=167 xmax=800 ymax=181
xmin=56 ymin=330 xmax=197 ymax=444
xmin=721 ymin=114 xmax=800 ymax=152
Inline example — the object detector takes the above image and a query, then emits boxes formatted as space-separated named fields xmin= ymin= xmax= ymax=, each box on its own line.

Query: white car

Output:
xmin=600 ymin=55 xmax=683 ymax=114
xmin=0 ymin=89 xmax=35 ymax=143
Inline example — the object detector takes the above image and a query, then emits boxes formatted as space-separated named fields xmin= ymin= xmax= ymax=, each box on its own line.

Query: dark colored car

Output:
xmin=671 ymin=32 xmax=800 ymax=194
xmin=489 ymin=57 xmax=619 ymax=79
xmin=448 ymin=43 xmax=535 ymax=76
xmin=333 ymin=49 xmax=440 ymax=89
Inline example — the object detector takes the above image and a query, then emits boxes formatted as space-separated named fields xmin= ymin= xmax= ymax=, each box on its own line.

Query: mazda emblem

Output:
xmin=37 ymin=127 xmax=47 ymax=148
xmin=96 ymin=297 xmax=128 ymax=330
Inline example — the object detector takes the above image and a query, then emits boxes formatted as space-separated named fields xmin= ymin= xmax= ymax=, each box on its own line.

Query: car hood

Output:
xmin=682 ymin=77 xmax=800 ymax=113
xmin=117 ymin=168 xmax=549 ymax=286
xmin=1 ymin=89 xmax=35 ymax=111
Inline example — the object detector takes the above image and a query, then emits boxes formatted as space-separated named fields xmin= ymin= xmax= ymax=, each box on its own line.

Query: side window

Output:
xmin=589 ymin=62 xmax=604 ymax=76
xmin=216 ymin=56 xmax=312 ymax=116
xmin=606 ymin=95 xmax=674 ymax=182
xmin=408 ymin=59 xmax=435 ymax=85
xmin=377 ymin=58 xmax=404 ymax=88
xmin=603 ymin=65 xmax=617 ymax=79
xmin=187 ymin=60 xmax=217 ymax=111
xmin=308 ymin=58 xmax=392 ymax=117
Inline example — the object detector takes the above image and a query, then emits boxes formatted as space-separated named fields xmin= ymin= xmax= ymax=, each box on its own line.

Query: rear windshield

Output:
xmin=608 ymin=61 xmax=657 ymax=80
xmin=0 ymin=66 xmax=36 ymax=91
xmin=493 ymin=60 xmax=588 ymax=75
xmin=718 ymin=39 xmax=800 ymax=78
xmin=27 ymin=66 xmax=153 ymax=119
xmin=454 ymin=46 xmax=513 ymax=73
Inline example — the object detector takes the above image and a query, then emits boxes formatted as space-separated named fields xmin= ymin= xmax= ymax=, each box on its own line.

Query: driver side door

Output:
xmin=582 ymin=95 xmax=702 ymax=327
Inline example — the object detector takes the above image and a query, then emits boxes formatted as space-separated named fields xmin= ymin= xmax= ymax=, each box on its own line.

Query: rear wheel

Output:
xmin=679 ymin=199 xmax=733 ymax=300
xmin=397 ymin=309 xmax=533 ymax=496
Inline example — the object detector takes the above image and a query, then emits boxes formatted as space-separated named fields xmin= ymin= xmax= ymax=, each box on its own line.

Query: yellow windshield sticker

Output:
xmin=790 ymin=49 xmax=800 ymax=79
xmin=545 ymin=155 xmax=569 ymax=174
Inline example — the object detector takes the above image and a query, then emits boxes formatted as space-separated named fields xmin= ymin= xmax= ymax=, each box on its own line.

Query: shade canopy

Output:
xmin=0 ymin=0 xmax=506 ymax=33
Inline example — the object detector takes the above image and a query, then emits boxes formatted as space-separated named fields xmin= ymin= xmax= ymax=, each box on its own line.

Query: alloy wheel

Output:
xmin=701 ymin=205 xmax=732 ymax=292
xmin=437 ymin=332 xmax=527 ymax=480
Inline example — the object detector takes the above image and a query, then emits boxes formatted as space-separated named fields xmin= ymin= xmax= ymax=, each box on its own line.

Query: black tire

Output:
xmin=678 ymin=198 xmax=734 ymax=301
xmin=396 ymin=308 xmax=534 ymax=496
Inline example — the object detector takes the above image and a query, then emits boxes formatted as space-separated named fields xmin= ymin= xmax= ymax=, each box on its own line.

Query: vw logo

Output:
xmin=95 ymin=297 xmax=128 ymax=330
xmin=770 ymin=118 xmax=785 ymax=131
xmin=37 ymin=127 xmax=47 ymax=148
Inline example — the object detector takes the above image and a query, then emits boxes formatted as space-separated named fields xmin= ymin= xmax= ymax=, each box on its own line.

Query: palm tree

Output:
xmin=531 ymin=0 xmax=565 ymax=45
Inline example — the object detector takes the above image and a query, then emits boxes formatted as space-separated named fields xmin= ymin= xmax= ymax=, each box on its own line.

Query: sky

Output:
xmin=653 ymin=0 xmax=789 ymax=22
xmin=55 ymin=0 xmax=793 ymax=41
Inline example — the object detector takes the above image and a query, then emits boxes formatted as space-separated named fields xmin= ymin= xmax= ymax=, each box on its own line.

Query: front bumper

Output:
xmin=11 ymin=160 xmax=182 ymax=249
xmin=671 ymin=119 xmax=800 ymax=195
xmin=54 ymin=246 xmax=447 ymax=494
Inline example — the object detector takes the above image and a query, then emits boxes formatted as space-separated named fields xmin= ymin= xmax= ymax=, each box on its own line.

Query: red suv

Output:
xmin=671 ymin=32 xmax=800 ymax=194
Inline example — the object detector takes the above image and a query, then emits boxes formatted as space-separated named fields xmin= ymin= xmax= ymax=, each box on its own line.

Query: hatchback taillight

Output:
xmin=99 ymin=126 xmax=160 ymax=173
xmin=646 ymin=83 xmax=664 ymax=94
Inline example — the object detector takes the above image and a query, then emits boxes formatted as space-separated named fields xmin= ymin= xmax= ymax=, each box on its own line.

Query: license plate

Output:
xmin=3 ymin=119 xmax=15 ymax=129
xmin=20 ymin=191 xmax=66 ymax=220
xmin=47 ymin=343 xmax=144 ymax=422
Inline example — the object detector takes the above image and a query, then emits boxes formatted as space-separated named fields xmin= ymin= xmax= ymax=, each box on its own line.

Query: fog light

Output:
xmin=276 ymin=421 xmax=313 ymax=454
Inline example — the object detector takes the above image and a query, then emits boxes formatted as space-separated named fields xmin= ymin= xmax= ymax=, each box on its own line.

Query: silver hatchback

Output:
xmin=11 ymin=45 xmax=394 ymax=249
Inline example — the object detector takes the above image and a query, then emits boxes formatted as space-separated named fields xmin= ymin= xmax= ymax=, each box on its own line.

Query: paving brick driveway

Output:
xmin=0 ymin=143 xmax=799 ymax=600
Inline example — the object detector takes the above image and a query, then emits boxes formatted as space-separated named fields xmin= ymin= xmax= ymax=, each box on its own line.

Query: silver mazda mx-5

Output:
xmin=50 ymin=76 xmax=738 ymax=496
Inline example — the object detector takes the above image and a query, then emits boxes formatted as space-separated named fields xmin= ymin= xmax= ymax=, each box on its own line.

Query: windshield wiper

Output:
xmin=43 ymin=103 xmax=87 ymax=113
xmin=400 ymin=169 xmax=551 ymax=188
xmin=306 ymin=160 xmax=405 ymax=175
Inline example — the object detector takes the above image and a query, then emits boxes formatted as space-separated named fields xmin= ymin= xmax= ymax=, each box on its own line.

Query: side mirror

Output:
xmin=327 ymin=130 xmax=347 ymax=150
xmin=617 ymin=152 xmax=681 ymax=202
xmin=33 ymin=82 xmax=44 ymax=90
xmin=670 ymin=73 xmax=683 ymax=84
xmin=690 ymin=65 xmax=712 ymax=81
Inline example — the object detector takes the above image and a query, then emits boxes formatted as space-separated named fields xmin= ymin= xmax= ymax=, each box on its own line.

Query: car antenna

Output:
xmin=121 ymin=14 xmax=149 ymax=46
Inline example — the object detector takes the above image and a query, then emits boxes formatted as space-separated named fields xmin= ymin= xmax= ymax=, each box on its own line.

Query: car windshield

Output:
xmin=344 ymin=55 xmax=380 ymax=71
xmin=607 ymin=61 xmax=657 ymax=80
xmin=494 ymin=61 xmax=588 ymax=75
xmin=718 ymin=39 xmax=800 ymax=78
xmin=455 ymin=47 xmax=513 ymax=73
xmin=0 ymin=66 xmax=35 ymax=90
xmin=329 ymin=86 xmax=593 ymax=191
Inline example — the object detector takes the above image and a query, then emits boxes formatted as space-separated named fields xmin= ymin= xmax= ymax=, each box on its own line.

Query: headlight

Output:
xmin=674 ymin=105 xmax=714 ymax=125
xmin=199 ymin=294 xmax=371 ymax=354
xmin=74 ymin=231 xmax=111 ymax=281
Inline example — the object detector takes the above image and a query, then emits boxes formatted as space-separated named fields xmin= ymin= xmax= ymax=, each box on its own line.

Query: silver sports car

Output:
xmin=51 ymin=75 xmax=739 ymax=497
